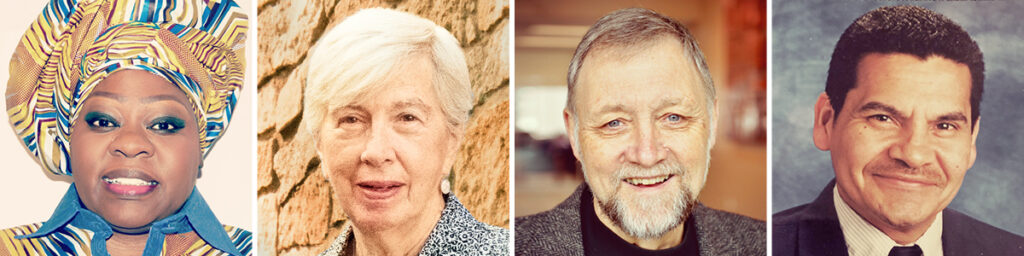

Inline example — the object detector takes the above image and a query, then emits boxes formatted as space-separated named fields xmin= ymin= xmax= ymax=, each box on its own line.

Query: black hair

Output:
xmin=826 ymin=5 xmax=984 ymax=127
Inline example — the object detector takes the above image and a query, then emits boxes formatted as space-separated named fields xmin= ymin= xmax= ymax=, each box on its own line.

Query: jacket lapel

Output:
xmin=797 ymin=181 xmax=849 ymax=256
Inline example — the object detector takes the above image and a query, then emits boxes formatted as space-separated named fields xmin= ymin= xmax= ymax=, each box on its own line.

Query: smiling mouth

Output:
xmin=358 ymin=184 xmax=401 ymax=190
xmin=872 ymin=173 xmax=938 ymax=188
xmin=356 ymin=181 xmax=404 ymax=200
xmin=103 ymin=176 xmax=159 ymax=196
xmin=103 ymin=177 xmax=159 ymax=186
xmin=624 ymin=174 xmax=673 ymax=187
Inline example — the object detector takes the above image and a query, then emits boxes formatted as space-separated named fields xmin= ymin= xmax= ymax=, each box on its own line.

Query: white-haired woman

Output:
xmin=305 ymin=8 xmax=508 ymax=256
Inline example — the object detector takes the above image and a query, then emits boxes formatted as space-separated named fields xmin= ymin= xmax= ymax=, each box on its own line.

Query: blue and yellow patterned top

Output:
xmin=0 ymin=185 xmax=252 ymax=256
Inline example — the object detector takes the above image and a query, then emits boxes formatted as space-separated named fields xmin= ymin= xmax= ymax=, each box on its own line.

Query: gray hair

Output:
xmin=566 ymin=8 xmax=715 ymax=115
xmin=304 ymin=8 xmax=473 ymax=142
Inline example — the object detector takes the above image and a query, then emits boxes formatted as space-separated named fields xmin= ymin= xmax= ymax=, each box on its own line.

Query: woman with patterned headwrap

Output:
xmin=0 ymin=0 xmax=249 ymax=255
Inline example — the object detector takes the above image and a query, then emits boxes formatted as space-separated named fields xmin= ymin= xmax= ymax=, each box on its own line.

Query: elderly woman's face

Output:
xmin=318 ymin=55 xmax=458 ymax=230
xmin=70 ymin=70 xmax=201 ymax=230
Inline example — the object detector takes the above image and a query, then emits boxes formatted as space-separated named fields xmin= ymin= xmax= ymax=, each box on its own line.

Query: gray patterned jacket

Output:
xmin=320 ymin=194 xmax=509 ymax=255
xmin=515 ymin=184 xmax=766 ymax=255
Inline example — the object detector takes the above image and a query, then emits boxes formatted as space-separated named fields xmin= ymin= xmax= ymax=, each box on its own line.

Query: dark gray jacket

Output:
xmin=773 ymin=180 xmax=1024 ymax=256
xmin=515 ymin=184 xmax=766 ymax=255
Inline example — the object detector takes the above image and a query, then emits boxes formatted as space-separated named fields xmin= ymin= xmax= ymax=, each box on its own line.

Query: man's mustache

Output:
xmin=864 ymin=158 xmax=945 ymax=186
xmin=614 ymin=161 xmax=685 ymax=180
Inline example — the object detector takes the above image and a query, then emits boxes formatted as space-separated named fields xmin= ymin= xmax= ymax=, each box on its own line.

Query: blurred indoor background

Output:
xmin=515 ymin=0 xmax=767 ymax=220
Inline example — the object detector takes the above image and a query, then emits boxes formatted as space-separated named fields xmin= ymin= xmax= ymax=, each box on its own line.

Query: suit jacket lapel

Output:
xmin=940 ymin=208 xmax=981 ymax=255
xmin=797 ymin=181 xmax=849 ymax=256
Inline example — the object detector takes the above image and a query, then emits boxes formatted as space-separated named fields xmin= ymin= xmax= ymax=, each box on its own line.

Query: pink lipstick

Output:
xmin=102 ymin=169 xmax=159 ymax=197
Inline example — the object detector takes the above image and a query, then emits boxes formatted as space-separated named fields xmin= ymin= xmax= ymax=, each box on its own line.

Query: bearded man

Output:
xmin=514 ymin=8 xmax=765 ymax=255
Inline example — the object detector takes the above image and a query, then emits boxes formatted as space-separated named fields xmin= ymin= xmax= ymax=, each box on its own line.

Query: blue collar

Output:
xmin=18 ymin=184 xmax=243 ymax=256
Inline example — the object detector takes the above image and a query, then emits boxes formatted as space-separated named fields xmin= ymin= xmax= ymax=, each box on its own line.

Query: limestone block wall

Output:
xmin=256 ymin=0 xmax=510 ymax=254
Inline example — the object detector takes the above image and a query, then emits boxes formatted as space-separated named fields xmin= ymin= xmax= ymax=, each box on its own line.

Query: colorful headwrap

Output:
xmin=6 ymin=0 xmax=247 ymax=176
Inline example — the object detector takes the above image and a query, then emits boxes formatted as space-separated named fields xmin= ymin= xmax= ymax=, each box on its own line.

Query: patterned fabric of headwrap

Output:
xmin=5 ymin=0 xmax=247 ymax=176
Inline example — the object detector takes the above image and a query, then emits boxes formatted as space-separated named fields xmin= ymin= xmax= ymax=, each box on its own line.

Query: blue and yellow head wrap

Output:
xmin=6 ymin=0 xmax=248 ymax=176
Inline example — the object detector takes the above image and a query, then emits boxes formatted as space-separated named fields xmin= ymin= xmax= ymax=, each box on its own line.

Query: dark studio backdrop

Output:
xmin=772 ymin=0 xmax=1024 ymax=236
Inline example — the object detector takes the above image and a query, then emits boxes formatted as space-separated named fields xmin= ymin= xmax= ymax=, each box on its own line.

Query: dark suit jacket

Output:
xmin=773 ymin=180 xmax=1024 ymax=255
xmin=515 ymin=184 xmax=765 ymax=255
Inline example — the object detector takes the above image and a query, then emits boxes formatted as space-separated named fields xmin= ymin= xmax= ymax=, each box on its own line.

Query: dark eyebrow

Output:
xmin=91 ymin=91 xmax=123 ymax=101
xmin=91 ymin=91 xmax=190 ymax=107
xmin=856 ymin=101 xmax=906 ymax=120
xmin=859 ymin=101 xmax=968 ymax=124
xmin=936 ymin=112 xmax=968 ymax=124
xmin=142 ymin=94 xmax=190 ymax=107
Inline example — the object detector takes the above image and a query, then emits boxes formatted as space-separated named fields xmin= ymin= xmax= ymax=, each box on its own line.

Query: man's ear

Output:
xmin=564 ymin=109 xmax=581 ymax=159
xmin=709 ymin=98 xmax=719 ymax=149
xmin=812 ymin=92 xmax=836 ymax=151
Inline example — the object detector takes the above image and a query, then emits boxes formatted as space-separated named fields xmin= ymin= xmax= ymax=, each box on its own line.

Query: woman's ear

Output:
xmin=442 ymin=126 xmax=463 ymax=177
xmin=315 ymin=136 xmax=331 ymax=180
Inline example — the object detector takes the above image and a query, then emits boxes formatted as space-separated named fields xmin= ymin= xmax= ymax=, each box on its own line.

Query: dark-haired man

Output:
xmin=773 ymin=5 xmax=1024 ymax=255
xmin=515 ymin=8 xmax=765 ymax=255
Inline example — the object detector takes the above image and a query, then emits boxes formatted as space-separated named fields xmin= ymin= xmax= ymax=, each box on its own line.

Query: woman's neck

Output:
xmin=106 ymin=232 xmax=149 ymax=256
xmin=352 ymin=195 xmax=446 ymax=256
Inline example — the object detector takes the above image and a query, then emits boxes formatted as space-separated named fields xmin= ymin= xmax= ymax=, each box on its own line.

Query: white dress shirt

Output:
xmin=833 ymin=186 xmax=944 ymax=256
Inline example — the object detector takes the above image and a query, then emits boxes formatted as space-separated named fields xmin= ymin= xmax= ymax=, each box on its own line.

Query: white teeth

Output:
xmin=103 ymin=177 xmax=157 ymax=186
xmin=625 ymin=175 xmax=670 ymax=186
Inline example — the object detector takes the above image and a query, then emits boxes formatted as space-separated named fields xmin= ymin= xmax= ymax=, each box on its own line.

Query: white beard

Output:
xmin=588 ymin=162 xmax=696 ymax=239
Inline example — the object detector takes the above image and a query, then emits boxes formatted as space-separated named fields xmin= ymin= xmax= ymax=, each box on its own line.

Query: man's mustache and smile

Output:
xmin=614 ymin=163 xmax=682 ymax=189
xmin=865 ymin=158 xmax=945 ymax=190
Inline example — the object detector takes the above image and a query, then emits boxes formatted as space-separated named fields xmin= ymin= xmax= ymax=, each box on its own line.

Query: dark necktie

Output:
xmin=888 ymin=245 xmax=923 ymax=256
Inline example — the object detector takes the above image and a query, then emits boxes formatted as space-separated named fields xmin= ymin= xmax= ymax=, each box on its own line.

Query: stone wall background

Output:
xmin=256 ymin=0 xmax=510 ymax=254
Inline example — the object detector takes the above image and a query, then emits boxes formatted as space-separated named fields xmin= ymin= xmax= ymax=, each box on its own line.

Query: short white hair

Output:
xmin=305 ymin=8 xmax=473 ymax=141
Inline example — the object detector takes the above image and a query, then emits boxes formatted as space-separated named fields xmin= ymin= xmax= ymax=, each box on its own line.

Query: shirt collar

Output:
xmin=420 ymin=193 xmax=476 ymax=253
xmin=320 ymin=194 xmax=486 ymax=256
xmin=833 ymin=186 xmax=944 ymax=256
xmin=18 ymin=184 xmax=242 ymax=256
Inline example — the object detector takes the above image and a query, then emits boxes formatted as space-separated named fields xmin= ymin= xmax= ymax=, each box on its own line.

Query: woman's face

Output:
xmin=70 ymin=69 xmax=201 ymax=231
xmin=318 ymin=55 xmax=459 ymax=231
